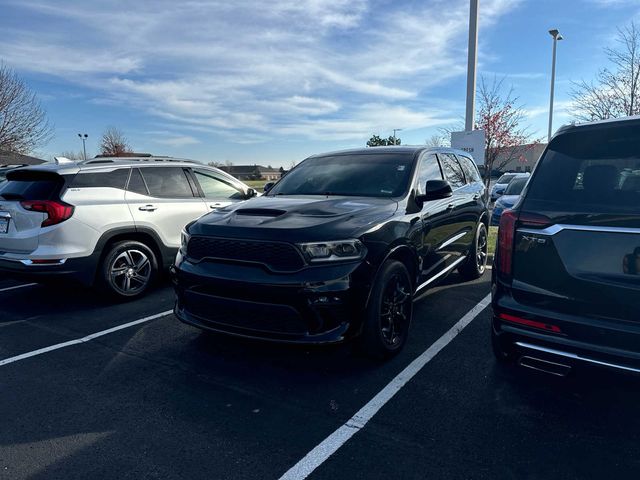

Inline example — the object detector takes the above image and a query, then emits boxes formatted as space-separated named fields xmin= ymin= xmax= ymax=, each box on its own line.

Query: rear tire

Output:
xmin=459 ymin=222 xmax=488 ymax=280
xmin=357 ymin=260 xmax=413 ymax=360
xmin=491 ymin=327 xmax=514 ymax=363
xmin=98 ymin=240 xmax=158 ymax=300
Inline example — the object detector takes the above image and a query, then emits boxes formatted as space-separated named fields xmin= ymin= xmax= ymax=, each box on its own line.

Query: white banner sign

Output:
xmin=451 ymin=130 xmax=486 ymax=166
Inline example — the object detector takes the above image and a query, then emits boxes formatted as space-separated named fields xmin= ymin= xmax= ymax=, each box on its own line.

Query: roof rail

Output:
xmin=81 ymin=157 xmax=198 ymax=165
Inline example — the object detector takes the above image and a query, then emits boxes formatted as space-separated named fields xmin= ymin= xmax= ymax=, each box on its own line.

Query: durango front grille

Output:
xmin=186 ymin=236 xmax=305 ymax=272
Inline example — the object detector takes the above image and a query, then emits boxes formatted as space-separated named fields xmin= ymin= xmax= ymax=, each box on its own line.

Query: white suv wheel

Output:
xmin=101 ymin=241 xmax=157 ymax=299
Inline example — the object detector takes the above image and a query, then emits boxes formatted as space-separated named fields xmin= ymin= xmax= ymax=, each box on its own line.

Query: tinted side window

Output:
xmin=439 ymin=153 xmax=466 ymax=189
xmin=70 ymin=169 xmax=129 ymax=189
xmin=140 ymin=167 xmax=194 ymax=198
xmin=457 ymin=155 xmax=481 ymax=183
xmin=416 ymin=154 xmax=443 ymax=194
xmin=127 ymin=168 xmax=148 ymax=195
xmin=194 ymin=171 xmax=245 ymax=199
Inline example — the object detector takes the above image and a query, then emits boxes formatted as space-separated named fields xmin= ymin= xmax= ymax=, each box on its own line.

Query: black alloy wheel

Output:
xmin=359 ymin=260 xmax=413 ymax=359
xmin=459 ymin=222 xmax=489 ymax=280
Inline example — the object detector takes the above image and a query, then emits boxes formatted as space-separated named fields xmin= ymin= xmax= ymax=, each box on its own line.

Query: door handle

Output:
xmin=210 ymin=203 xmax=223 ymax=209
xmin=446 ymin=203 xmax=455 ymax=210
xmin=138 ymin=205 xmax=157 ymax=212
xmin=473 ymin=194 xmax=480 ymax=200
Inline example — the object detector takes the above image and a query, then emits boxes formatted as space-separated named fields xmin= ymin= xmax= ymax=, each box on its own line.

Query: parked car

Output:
xmin=492 ymin=116 xmax=640 ymax=375
xmin=490 ymin=176 xmax=529 ymax=225
xmin=0 ymin=157 xmax=257 ymax=299
xmin=490 ymin=172 xmax=529 ymax=201
xmin=173 ymin=146 xmax=489 ymax=358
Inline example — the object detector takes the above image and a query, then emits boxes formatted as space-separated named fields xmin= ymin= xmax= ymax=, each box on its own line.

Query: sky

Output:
xmin=1 ymin=0 xmax=639 ymax=167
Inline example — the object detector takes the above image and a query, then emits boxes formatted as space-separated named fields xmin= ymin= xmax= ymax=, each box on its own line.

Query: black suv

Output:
xmin=173 ymin=147 xmax=488 ymax=358
xmin=492 ymin=117 xmax=640 ymax=375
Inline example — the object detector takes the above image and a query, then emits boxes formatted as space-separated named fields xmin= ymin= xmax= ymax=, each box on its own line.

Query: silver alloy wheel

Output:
xmin=476 ymin=224 xmax=488 ymax=274
xmin=109 ymin=249 xmax=152 ymax=295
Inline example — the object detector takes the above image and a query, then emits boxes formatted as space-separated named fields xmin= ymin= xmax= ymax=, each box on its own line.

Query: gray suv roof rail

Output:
xmin=81 ymin=157 xmax=199 ymax=165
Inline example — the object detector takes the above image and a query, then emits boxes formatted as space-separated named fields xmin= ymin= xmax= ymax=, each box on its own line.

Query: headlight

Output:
xmin=298 ymin=239 xmax=367 ymax=263
xmin=180 ymin=229 xmax=191 ymax=251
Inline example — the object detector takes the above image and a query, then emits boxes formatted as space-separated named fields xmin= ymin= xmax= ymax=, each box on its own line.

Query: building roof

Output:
xmin=0 ymin=150 xmax=47 ymax=166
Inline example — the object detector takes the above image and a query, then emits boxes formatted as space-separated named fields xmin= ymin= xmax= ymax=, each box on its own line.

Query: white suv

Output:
xmin=0 ymin=157 xmax=257 ymax=299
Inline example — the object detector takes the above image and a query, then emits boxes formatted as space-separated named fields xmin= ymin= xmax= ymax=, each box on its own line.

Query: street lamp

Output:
xmin=78 ymin=133 xmax=88 ymax=160
xmin=548 ymin=29 xmax=563 ymax=142
xmin=392 ymin=128 xmax=402 ymax=145
xmin=465 ymin=0 xmax=479 ymax=132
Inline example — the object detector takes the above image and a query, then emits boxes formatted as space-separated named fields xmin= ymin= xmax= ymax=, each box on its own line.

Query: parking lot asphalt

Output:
xmin=1 ymin=273 xmax=639 ymax=479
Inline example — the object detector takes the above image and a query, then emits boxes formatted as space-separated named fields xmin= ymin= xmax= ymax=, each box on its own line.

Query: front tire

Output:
xmin=358 ymin=260 xmax=413 ymax=360
xmin=99 ymin=240 xmax=158 ymax=300
xmin=459 ymin=221 xmax=488 ymax=280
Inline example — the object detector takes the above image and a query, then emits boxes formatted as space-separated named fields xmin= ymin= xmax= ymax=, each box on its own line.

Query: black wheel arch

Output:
xmin=364 ymin=243 xmax=419 ymax=310
xmin=90 ymin=227 xmax=177 ymax=284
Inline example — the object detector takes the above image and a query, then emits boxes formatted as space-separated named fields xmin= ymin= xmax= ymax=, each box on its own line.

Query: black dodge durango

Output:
xmin=173 ymin=147 xmax=488 ymax=358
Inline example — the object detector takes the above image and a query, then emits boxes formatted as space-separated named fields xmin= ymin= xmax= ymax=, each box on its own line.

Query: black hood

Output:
xmin=189 ymin=195 xmax=399 ymax=242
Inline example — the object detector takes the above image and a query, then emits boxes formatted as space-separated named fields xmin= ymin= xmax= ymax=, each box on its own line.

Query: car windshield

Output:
xmin=524 ymin=123 xmax=640 ymax=213
xmin=497 ymin=174 xmax=516 ymax=184
xmin=504 ymin=177 xmax=528 ymax=195
xmin=267 ymin=153 xmax=414 ymax=197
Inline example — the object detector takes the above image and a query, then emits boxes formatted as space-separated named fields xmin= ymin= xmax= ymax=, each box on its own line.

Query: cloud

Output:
xmin=1 ymin=0 xmax=522 ymax=142
xmin=153 ymin=135 xmax=201 ymax=147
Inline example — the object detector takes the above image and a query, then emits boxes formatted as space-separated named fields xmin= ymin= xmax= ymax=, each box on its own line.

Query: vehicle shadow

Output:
xmin=0 ymin=279 xmax=174 ymax=325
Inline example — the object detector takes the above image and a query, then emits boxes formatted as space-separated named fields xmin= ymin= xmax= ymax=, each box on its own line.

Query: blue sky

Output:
xmin=1 ymin=0 xmax=638 ymax=166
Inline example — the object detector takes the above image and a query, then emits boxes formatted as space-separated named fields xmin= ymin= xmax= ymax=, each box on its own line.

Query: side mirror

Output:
xmin=263 ymin=182 xmax=275 ymax=193
xmin=416 ymin=179 xmax=453 ymax=204
xmin=246 ymin=188 xmax=258 ymax=199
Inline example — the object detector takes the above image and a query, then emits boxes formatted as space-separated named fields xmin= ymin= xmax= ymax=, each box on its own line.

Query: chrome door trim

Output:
xmin=415 ymin=255 xmax=466 ymax=293
xmin=437 ymin=231 xmax=468 ymax=251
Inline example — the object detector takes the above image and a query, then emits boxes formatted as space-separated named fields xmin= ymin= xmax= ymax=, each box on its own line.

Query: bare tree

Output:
xmin=58 ymin=150 xmax=85 ymax=161
xmin=208 ymin=161 xmax=223 ymax=167
xmin=571 ymin=21 xmax=640 ymax=121
xmin=100 ymin=127 xmax=131 ymax=156
xmin=476 ymin=77 xmax=536 ymax=190
xmin=0 ymin=65 xmax=53 ymax=153
xmin=425 ymin=133 xmax=449 ymax=148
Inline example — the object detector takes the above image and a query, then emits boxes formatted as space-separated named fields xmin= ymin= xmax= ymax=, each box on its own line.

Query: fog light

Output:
xmin=310 ymin=295 xmax=343 ymax=305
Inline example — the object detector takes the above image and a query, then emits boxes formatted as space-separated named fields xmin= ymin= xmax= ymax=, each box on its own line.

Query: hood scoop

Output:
xmin=235 ymin=208 xmax=286 ymax=217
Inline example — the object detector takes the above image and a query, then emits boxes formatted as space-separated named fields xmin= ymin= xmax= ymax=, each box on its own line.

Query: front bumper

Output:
xmin=172 ymin=253 xmax=373 ymax=344
xmin=493 ymin=284 xmax=640 ymax=374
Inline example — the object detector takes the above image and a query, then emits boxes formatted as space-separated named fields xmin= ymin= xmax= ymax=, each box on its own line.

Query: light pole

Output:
xmin=78 ymin=133 xmax=88 ymax=160
xmin=465 ymin=0 xmax=479 ymax=132
xmin=548 ymin=29 xmax=563 ymax=142
xmin=392 ymin=128 xmax=402 ymax=145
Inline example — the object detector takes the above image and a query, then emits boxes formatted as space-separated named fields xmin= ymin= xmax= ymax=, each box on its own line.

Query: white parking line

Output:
xmin=0 ymin=283 xmax=38 ymax=293
xmin=279 ymin=294 xmax=492 ymax=480
xmin=0 ymin=310 xmax=173 ymax=367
